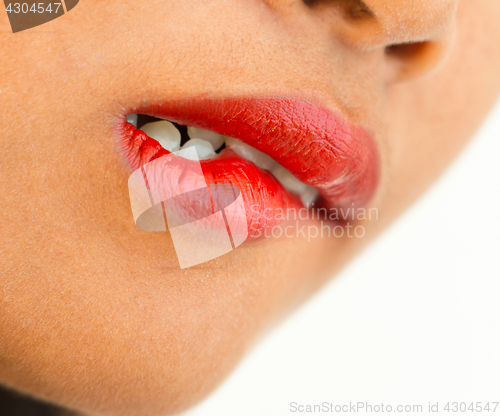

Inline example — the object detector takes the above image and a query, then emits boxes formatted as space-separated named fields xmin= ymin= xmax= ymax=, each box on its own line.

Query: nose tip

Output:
xmin=359 ymin=1 xmax=457 ymax=46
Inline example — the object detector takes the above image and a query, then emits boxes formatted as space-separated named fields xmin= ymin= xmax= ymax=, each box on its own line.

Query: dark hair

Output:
xmin=0 ymin=385 xmax=75 ymax=416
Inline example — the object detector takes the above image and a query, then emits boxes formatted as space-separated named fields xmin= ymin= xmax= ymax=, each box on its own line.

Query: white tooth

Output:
xmin=175 ymin=146 xmax=199 ymax=161
xmin=223 ymin=136 xmax=319 ymax=208
xmin=181 ymin=139 xmax=216 ymax=160
xmin=225 ymin=137 xmax=277 ymax=172
xmin=270 ymin=163 xmax=319 ymax=208
xmin=300 ymin=187 xmax=320 ymax=208
xmin=140 ymin=121 xmax=181 ymax=152
xmin=187 ymin=126 xmax=225 ymax=151
xmin=270 ymin=165 xmax=308 ymax=195
xmin=126 ymin=114 xmax=138 ymax=127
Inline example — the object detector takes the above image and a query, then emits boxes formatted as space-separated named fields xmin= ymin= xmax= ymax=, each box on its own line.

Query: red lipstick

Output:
xmin=119 ymin=96 xmax=379 ymax=239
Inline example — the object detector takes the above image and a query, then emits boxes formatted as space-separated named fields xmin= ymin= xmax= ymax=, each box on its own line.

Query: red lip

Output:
xmin=119 ymin=96 xmax=378 ymax=239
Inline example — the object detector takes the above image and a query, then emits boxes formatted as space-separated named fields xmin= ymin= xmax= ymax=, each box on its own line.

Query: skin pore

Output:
xmin=1 ymin=0 xmax=500 ymax=415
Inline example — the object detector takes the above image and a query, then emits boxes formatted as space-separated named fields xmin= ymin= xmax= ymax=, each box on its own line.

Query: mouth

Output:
xmin=119 ymin=96 xmax=379 ymax=240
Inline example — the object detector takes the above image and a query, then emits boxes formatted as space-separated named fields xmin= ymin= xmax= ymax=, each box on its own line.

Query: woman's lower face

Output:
xmin=1 ymin=0 xmax=499 ymax=415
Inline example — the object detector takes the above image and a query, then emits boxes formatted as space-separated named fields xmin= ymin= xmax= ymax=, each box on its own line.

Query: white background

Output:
xmin=184 ymin=98 xmax=500 ymax=416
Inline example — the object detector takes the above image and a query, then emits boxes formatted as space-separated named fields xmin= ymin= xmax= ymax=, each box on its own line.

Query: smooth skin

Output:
xmin=1 ymin=1 xmax=499 ymax=415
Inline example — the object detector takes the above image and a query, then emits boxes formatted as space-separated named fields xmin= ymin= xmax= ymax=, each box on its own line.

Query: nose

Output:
xmin=264 ymin=0 xmax=458 ymax=82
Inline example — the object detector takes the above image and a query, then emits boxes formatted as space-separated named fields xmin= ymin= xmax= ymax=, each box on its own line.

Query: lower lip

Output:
xmin=118 ymin=97 xmax=378 ymax=240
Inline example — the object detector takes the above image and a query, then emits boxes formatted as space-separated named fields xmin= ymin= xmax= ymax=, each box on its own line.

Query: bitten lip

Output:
xmin=118 ymin=95 xmax=379 ymax=239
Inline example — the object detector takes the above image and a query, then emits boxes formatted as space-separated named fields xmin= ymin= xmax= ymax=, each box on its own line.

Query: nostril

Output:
xmin=385 ymin=40 xmax=448 ymax=82
xmin=303 ymin=0 xmax=374 ymax=20
xmin=385 ymin=41 xmax=431 ymax=60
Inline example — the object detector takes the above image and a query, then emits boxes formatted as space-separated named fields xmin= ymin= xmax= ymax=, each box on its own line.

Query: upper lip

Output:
xmin=119 ymin=95 xmax=379 ymax=211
